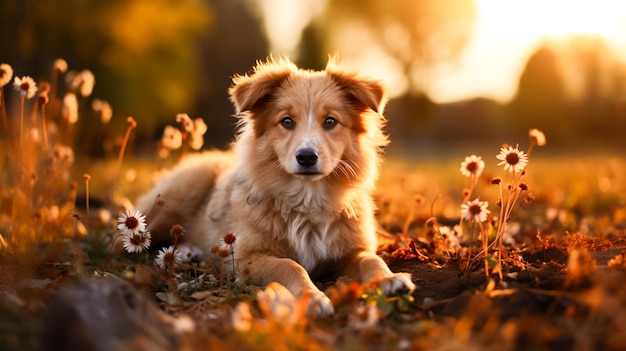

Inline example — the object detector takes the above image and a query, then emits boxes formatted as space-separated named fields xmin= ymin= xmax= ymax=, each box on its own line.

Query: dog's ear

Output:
xmin=325 ymin=60 xmax=388 ymax=114
xmin=229 ymin=59 xmax=296 ymax=114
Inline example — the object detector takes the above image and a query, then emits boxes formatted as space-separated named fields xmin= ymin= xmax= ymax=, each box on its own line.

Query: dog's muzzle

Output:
xmin=295 ymin=148 xmax=318 ymax=168
xmin=294 ymin=148 xmax=322 ymax=176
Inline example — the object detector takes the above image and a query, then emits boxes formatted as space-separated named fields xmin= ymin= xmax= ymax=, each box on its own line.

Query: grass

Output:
xmin=1 ymin=61 xmax=626 ymax=351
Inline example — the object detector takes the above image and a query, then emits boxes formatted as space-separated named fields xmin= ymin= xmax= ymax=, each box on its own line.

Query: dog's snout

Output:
xmin=295 ymin=148 xmax=318 ymax=167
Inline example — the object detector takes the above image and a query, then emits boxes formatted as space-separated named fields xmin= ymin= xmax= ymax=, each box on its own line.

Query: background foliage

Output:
xmin=2 ymin=0 xmax=625 ymax=152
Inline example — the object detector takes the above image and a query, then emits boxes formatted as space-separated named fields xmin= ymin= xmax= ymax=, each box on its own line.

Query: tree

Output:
xmin=193 ymin=0 xmax=270 ymax=148
xmin=299 ymin=0 xmax=477 ymax=96
xmin=509 ymin=46 xmax=571 ymax=143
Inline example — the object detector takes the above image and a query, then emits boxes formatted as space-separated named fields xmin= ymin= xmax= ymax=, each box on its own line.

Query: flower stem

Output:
xmin=111 ymin=117 xmax=137 ymax=202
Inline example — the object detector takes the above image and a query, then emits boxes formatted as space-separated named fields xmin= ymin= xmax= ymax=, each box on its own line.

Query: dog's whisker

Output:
xmin=332 ymin=159 xmax=358 ymax=180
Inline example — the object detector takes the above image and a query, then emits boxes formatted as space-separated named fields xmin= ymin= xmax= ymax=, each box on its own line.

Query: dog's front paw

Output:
xmin=379 ymin=272 xmax=416 ymax=295
xmin=305 ymin=292 xmax=334 ymax=317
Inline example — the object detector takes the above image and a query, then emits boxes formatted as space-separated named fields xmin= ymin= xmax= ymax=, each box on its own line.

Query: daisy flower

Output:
xmin=0 ymin=63 xmax=13 ymax=87
xmin=496 ymin=145 xmax=528 ymax=173
xmin=13 ymin=76 xmax=38 ymax=99
xmin=219 ymin=232 xmax=237 ymax=250
xmin=122 ymin=231 xmax=151 ymax=254
xmin=528 ymin=129 xmax=546 ymax=146
xmin=176 ymin=113 xmax=194 ymax=133
xmin=459 ymin=155 xmax=485 ymax=178
xmin=117 ymin=209 xmax=147 ymax=235
xmin=461 ymin=198 xmax=491 ymax=223
xmin=161 ymin=125 xmax=183 ymax=150
xmin=154 ymin=246 xmax=183 ymax=270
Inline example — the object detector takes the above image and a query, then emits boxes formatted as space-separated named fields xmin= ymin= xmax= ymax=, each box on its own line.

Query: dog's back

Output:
xmin=134 ymin=151 xmax=235 ymax=249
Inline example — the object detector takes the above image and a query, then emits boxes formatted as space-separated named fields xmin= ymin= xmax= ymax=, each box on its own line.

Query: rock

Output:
xmin=40 ymin=276 xmax=191 ymax=351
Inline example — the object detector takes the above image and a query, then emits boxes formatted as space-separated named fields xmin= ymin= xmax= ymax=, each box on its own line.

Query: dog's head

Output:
xmin=229 ymin=57 xmax=388 ymax=185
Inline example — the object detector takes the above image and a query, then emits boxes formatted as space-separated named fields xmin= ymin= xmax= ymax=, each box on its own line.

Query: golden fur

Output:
xmin=134 ymin=57 xmax=415 ymax=314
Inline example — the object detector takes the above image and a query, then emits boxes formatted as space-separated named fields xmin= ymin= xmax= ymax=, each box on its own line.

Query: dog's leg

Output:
xmin=344 ymin=252 xmax=416 ymax=295
xmin=240 ymin=254 xmax=334 ymax=316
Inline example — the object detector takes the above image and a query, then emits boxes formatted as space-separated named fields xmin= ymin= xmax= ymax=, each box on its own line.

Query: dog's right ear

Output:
xmin=229 ymin=59 xmax=295 ymax=114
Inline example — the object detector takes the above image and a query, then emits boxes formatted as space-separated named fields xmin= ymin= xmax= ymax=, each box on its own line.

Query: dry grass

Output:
xmin=1 ymin=61 xmax=626 ymax=351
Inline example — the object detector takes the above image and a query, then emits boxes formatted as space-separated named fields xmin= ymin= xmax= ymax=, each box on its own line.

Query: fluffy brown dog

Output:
xmin=136 ymin=57 xmax=415 ymax=314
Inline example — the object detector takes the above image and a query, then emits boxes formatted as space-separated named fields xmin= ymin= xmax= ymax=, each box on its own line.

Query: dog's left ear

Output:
xmin=229 ymin=59 xmax=296 ymax=114
xmin=326 ymin=62 xmax=388 ymax=114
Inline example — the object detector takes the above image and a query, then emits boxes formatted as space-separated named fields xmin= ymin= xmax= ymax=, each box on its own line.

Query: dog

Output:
xmin=135 ymin=57 xmax=415 ymax=315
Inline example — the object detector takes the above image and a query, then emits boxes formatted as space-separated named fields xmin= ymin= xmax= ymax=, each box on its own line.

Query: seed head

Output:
xmin=170 ymin=224 xmax=185 ymax=238
xmin=176 ymin=113 xmax=193 ymax=132
xmin=223 ymin=232 xmax=236 ymax=245
xmin=218 ymin=247 xmax=230 ymax=258
xmin=37 ymin=91 xmax=49 ymax=105
xmin=53 ymin=59 xmax=68 ymax=73
xmin=0 ymin=63 xmax=13 ymax=87
xmin=529 ymin=129 xmax=546 ymax=146
xmin=126 ymin=116 xmax=137 ymax=129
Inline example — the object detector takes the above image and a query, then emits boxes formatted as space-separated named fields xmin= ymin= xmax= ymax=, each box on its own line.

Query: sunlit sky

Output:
xmin=258 ymin=0 xmax=626 ymax=103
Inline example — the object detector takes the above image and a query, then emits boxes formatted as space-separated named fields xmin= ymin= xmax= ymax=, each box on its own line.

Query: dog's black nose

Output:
xmin=295 ymin=148 xmax=318 ymax=167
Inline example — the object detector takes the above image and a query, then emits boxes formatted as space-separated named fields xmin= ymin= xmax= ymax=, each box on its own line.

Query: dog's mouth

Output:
xmin=295 ymin=170 xmax=323 ymax=177
xmin=294 ymin=169 xmax=325 ymax=180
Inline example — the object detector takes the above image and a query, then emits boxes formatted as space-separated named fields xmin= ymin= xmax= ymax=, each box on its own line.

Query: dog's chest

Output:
xmin=285 ymin=210 xmax=342 ymax=272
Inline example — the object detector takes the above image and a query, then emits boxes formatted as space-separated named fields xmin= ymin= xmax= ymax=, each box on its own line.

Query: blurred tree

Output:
xmin=2 ymin=0 xmax=212 ymax=152
xmin=509 ymin=46 xmax=572 ymax=144
xmin=560 ymin=36 xmax=626 ymax=141
xmin=297 ymin=0 xmax=477 ymax=151
xmin=193 ymin=0 xmax=270 ymax=148
xmin=299 ymin=0 xmax=477 ymax=96
xmin=1 ymin=0 xmax=272 ymax=152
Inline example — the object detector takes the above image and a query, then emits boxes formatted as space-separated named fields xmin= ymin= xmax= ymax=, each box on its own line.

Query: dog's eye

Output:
xmin=323 ymin=116 xmax=337 ymax=130
xmin=280 ymin=117 xmax=295 ymax=130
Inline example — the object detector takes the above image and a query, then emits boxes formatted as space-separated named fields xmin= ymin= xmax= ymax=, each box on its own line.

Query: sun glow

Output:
xmin=258 ymin=0 xmax=626 ymax=103
xmin=429 ymin=0 xmax=626 ymax=103
xmin=429 ymin=0 xmax=626 ymax=102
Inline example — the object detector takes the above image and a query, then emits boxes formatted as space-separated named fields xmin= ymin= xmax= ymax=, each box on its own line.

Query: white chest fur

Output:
xmin=285 ymin=209 xmax=340 ymax=272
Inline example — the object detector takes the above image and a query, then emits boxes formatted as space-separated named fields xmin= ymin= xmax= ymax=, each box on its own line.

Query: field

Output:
xmin=2 ymin=64 xmax=626 ymax=351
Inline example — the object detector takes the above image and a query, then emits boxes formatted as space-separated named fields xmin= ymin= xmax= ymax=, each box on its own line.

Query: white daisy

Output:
xmin=122 ymin=231 xmax=151 ymax=254
xmin=461 ymin=198 xmax=491 ymax=223
xmin=161 ymin=125 xmax=182 ymax=150
xmin=496 ymin=145 xmax=528 ymax=173
xmin=459 ymin=155 xmax=485 ymax=178
xmin=117 ymin=209 xmax=147 ymax=235
xmin=154 ymin=246 xmax=183 ymax=270
xmin=13 ymin=76 xmax=38 ymax=99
